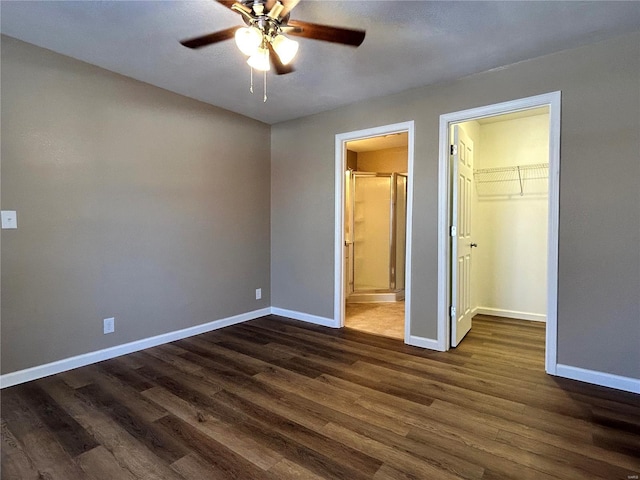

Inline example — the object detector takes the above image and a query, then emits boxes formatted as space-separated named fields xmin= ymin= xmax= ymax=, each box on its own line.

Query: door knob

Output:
xmin=470 ymin=243 xmax=478 ymax=248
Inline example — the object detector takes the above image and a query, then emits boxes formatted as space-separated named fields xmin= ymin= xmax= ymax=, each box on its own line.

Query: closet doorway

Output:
xmin=335 ymin=122 xmax=415 ymax=341
xmin=437 ymin=93 xmax=561 ymax=374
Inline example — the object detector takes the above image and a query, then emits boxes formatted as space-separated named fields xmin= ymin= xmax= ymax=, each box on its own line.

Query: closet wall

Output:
xmin=471 ymin=112 xmax=550 ymax=321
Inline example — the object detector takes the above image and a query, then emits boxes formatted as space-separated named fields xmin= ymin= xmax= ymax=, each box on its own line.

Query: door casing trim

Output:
xmin=437 ymin=92 xmax=561 ymax=375
xmin=334 ymin=121 xmax=415 ymax=340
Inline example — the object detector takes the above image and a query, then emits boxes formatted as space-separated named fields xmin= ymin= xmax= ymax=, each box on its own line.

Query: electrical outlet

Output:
xmin=103 ymin=317 xmax=115 ymax=334
xmin=255 ymin=288 xmax=262 ymax=300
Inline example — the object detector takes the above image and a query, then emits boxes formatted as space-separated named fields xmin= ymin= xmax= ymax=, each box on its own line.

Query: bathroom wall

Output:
xmin=356 ymin=146 xmax=408 ymax=173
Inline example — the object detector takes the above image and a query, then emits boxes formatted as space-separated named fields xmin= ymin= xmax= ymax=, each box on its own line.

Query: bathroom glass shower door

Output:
xmin=347 ymin=171 xmax=408 ymax=303
xmin=352 ymin=173 xmax=393 ymax=291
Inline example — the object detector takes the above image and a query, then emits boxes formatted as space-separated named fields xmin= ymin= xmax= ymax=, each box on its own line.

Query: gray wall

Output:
xmin=271 ymin=32 xmax=640 ymax=378
xmin=1 ymin=37 xmax=271 ymax=374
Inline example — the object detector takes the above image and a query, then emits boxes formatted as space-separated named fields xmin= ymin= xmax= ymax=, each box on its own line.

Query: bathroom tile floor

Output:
xmin=345 ymin=300 xmax=405 ymax=339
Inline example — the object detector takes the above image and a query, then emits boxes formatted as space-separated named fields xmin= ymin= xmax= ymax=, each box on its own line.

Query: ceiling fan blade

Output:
xmin=266 ymin=41 xmax=295 ymax=75
xmin=180 ymin=27 xmax=238 ymax=49
xmin=266 ymin=0 xmax=301 ymax=18
xmin=286 ymin=20 xmax=365 ymax=47
xmin=216 ymin=0 xmax=237 ymax=10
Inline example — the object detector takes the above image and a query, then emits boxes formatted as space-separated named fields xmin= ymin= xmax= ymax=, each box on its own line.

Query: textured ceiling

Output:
xmin=1 ymin=1 xmax=640 ymax=124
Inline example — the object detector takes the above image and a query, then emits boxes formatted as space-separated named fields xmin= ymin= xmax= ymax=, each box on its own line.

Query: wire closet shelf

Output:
xmin=474 ymin=163 xmax=549 ymax=197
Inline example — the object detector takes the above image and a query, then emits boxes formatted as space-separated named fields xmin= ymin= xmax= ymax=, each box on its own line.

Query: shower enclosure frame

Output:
xmin=346 ymin=171 xmax=407 ymax=302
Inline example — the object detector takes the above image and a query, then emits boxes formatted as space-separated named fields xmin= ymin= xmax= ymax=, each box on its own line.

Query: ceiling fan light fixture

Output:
xmin=235 ymin=26 xmax=262 ymax=56
xmin=247 ymin=47 xmax=271 ymax=71
xmin=271 ymin=34 xmax=299 ymax=65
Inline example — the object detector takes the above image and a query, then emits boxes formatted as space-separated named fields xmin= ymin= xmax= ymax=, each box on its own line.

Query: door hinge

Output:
xmin=450 ymin=144 xmax=457 ymax=156
xmin=450 ymin=226 xmax=457 ymax=237
xmin=450 ymin=306 xmax=456 ymax=318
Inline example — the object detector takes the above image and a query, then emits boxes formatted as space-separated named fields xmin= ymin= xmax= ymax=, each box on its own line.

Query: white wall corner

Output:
xmin=0 ymin=307 xmax=271 ymax=389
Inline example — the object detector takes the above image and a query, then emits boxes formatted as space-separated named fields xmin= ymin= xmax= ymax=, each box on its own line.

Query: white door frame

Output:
xmin=437 ymin=92 xmax=561 ymax=375
xmin=334 ymin=121 xmax=415 ymax=340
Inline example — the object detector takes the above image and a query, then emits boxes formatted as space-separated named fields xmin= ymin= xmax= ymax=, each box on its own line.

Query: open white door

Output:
xmin=451 ymin=125 xmax=475 ymax=347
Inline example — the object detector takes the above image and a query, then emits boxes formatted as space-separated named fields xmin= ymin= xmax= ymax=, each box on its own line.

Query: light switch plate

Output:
xmin=103 ymin=317 xmax=115 ymax=334
xmin=1 ymin=211 xmax=17 ymax=229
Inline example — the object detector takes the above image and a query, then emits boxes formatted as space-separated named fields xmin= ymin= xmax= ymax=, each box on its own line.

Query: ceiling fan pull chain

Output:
xmin=250 ymin=66 xmax=254 ymax=94
xmin=263 ymin=69 xmax=267 ymax=103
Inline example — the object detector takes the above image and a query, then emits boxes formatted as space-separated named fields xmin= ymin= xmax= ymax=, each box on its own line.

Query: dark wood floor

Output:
xmin=2 ymin=315 xmax=639 ymax=480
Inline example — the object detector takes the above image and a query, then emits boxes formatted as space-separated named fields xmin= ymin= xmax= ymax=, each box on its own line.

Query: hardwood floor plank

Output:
xmin=133 ymin=354 xmax=377 ymax=479
xmin=17 ymin=383 xmax=99 ymax=458
xmin=427 ymin=398 xmax=594 ymax=448
xmin=156 ymin=414 xmax=279 ymax=480
xmin=236 ymin=323 xmax=362 ymax=365
xmin=268 ymin=457 xmax=330 ymax=480
xmin=96 ymin=358 xmax=156 ymax=392
xmin=37 ymin=378 xmax=185 ymax=480
xmin=289 ymin=392 xmax=490 ymax=480
xmin=1 ymin=419 xmax=40 ymax=480
xmin=408 ymin=420 xmax=615 ymax=480
xmin=3 ymin=315 xmax=638 ymax=480
xmin=86 ymin=363 xmax=168 ymax=423
xmin=495 ymin=429 xmax=639 ymax=479
xmin=171 ymin=453 xmax=237 ymax=480
xmin=437 ymin=398 xmax=640 ymax=472
xmin=213 ymin=388 xmax=383 ymax=478
xmin=74 ymin=383 xmax=189 ymax=464
xmin=253 ymin=369 xmax=412 ymax=436
xmin=346 ymin=360 xmax=529 ymax=415
xmin=2 ymin=397 xmax=90 ymax=479
xmin=592 ymin=425 xmax=640 ymax=459
xmin=138 ymin=363 xmax=382 ymax=479
xmin=143 ymin=346 xmax=204 ymax=374
xmin=289 ymin=351 xmax=437 ymax=406
xmin=57 ymin=369 xmax=95 ymax=390
xmin=174 ymin=336 xmax=271 ymax=376
xmin=141 ymin=386 xmax=284 ymax=470
xmin=392 ymin=355 xmax=616 ymax=415
xmin=1 ymin=388 xmax=92 ymax=479
xmin=405 ymin=426 xmax=560 ymax=480
xmin=316 ymin=373 xmax=438 ymax=420
xmin=321 ymin=422 xmax=483 ymax=480
xmin=169 ymin=350 xmax=330 ymax=431
xmin=76 ymin=446 xmax=137 ymax=480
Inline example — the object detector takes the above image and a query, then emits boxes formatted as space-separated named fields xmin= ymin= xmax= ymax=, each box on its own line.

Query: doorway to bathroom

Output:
xmin=334 ymin=122 xmax=414 ymax=340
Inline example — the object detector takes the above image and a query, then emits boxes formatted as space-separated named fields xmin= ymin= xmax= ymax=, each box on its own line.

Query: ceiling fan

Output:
xmin=180 ymin=0 xmax=366 ymax=75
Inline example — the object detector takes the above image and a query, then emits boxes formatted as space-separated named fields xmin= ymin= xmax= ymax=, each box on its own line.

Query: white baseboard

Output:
xmin=474 ymin=306 xmax=546 ymax=323
xmin=555 ymin=364 xmax=640 ymax=394
xmin=0 ymin=308 xmax=271 ymax=389
xmin=5 ymin=305 xmax=635 ymax=395
xmin=270 ymin=307 xmax=338 ymax=328
xmin=405 ymin=335 xmax=444 ymax=351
